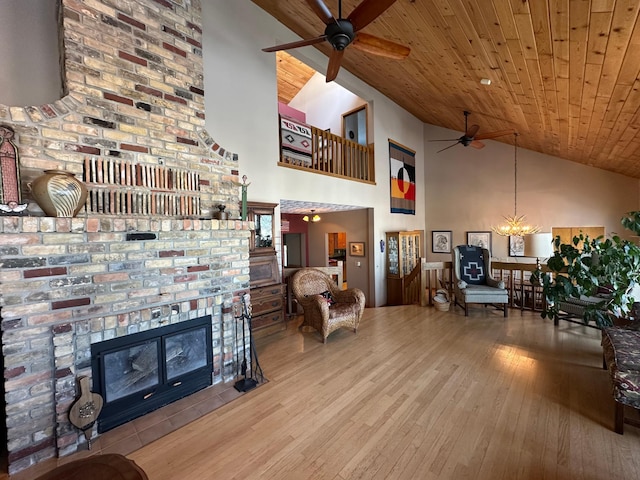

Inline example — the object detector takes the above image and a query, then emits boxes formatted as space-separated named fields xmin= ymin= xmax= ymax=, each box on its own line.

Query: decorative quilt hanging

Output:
xmin=280 ymin=115 xmax=312 ymax=166
xmin=389 ymin=139 xmax=416 ymax=215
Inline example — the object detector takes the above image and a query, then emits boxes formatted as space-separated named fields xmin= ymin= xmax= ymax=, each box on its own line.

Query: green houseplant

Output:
xmin=541 ymin=212 xmax=640 ymax=327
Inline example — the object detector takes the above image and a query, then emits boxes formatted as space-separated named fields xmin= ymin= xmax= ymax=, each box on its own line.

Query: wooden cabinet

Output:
xmin=385 ymin=230 xmax=424 ymax=305
xmin=250 ymin=283 xmax=286 ymax=336
xmin=247 ymin=201 xmax=285 ymax=336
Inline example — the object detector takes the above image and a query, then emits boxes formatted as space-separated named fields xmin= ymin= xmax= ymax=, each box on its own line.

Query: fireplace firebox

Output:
xmin=91 ymin=316 xmax=213 ymax=432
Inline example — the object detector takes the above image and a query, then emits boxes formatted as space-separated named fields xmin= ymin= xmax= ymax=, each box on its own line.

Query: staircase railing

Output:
xmin=279 ymin=125 xmax=375 ymax=183
xmin=402 ymin=262 xmax=423 ymax=305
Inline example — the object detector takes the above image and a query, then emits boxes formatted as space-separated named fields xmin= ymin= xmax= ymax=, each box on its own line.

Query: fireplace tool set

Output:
xmin=234 ymin=294 xmax=264 ymax=392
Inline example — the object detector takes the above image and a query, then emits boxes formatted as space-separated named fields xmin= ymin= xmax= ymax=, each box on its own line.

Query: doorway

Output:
xmin=328 ymin=232 xmax=347 ymax=283
xmin=283 ymin=233 xmax=305 ymax=267
xmin=342 ymin=105 xmax=368 ymax=146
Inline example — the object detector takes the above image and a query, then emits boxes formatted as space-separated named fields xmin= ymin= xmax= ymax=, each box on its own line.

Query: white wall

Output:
xmin=0 ymin=0 xmax=61 ymax=106
xmin=202 ymin=0 xmax=639 ymax=306
xmin=202 ymin=0 xmax=425 ymax=307
xmin=289 ymin=73 xmax=366 ymax=135
xmin=424 ymin=124 xmax=640 ymax=262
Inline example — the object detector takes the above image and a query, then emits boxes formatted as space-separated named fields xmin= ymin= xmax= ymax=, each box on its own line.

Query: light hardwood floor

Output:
xmin=17 ymin=305 xmax=640 ymax=479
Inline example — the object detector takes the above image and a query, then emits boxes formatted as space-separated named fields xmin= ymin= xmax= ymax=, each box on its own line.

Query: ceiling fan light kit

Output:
xmin=303 ymin=210 xmax=321 ymax=222
xmin=261 ymin=0 xmax=410 ymax=82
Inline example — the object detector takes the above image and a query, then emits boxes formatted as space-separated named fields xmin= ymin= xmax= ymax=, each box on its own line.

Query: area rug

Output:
xmin=34 ymin=453 xmax=148 ymax=480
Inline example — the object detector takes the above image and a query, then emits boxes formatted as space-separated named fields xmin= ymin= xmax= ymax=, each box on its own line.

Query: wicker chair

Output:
xmin=291 ymin=268 xmax=365 ymax=343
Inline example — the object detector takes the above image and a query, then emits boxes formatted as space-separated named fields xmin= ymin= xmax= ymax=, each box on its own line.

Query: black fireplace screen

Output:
xmin=91 ymin=316 xmax=213 ymax=432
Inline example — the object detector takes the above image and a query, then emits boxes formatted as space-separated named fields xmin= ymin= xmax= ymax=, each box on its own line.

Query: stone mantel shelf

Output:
xmin=0 ymin=215 xmax=254 ymax=235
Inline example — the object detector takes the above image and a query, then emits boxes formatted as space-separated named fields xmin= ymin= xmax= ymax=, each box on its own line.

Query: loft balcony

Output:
xmin=278 ymin=120 xmax=375 ymax=184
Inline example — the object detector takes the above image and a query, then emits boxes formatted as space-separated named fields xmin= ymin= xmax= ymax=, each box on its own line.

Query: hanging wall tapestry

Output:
xmin=389 ymin=139 xmax=416 ymax=215
xmin=280 ymin=115 xmax=312 ymax=166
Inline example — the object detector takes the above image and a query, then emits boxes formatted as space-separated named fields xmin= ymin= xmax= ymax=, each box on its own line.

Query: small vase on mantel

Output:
xmin=29 ymin=169 xmax=88 ymax=217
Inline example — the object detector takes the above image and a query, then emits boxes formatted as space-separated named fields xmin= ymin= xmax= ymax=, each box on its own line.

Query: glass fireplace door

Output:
xmin=103 ymin=340 xmax=160 ymax=403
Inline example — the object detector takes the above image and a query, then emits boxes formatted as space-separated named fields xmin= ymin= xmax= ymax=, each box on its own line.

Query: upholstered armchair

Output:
xmin=452 ymin=245 xmax=509 ymax=317
xmin=291 ymin=268 xmax=365 ymax=343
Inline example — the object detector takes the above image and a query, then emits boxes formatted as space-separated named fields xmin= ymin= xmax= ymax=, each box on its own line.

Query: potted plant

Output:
xmin=541 ymin=211 xmax=640 ymax=327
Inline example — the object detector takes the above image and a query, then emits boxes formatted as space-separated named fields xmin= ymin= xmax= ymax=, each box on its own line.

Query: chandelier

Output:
xmin=491 ymin=134 xmax=540 ymax=236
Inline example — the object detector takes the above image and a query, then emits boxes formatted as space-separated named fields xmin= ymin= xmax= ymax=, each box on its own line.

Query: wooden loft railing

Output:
xmin=279 ymin=126 xmax=375 ymax=184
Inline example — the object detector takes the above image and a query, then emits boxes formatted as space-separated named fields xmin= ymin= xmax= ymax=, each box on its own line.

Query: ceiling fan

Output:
xmin=262 ymin=0 xmax=410 ymax=82
xmin=430 ymin=111 xmax=515 ymax=153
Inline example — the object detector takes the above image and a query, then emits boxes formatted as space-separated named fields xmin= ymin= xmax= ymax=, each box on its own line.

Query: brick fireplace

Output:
xmin=0 ymin=0 xmax=254 ymax=475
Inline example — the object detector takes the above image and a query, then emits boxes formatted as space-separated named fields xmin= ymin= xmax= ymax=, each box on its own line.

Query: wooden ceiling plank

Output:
xmin=621 ymin=78 xmax=640 ymax=115
xmin=591 ymin=0 xmax=615 ymax=13
xmin=513 ymin=13 xmax=540 ymax=60
xmin=492 ymin=0 xmax=520 ymax=39
xmin=583 ymin=95 xmax=610 ymax=159
xmin=550 ymin=0 xmax=570 ymax=79
xmin=556 ymin=77 xmax=570 ymax=145
xmin=586 ymin=11 xmax=613 ymax=66
xmin=568 ymin=0 xmax=590 ymax=103
xmin=600 ymin=84 xmax=632 ymax=131
xmin=509 ymin=0 xmax=530 ymax=16
xmin=615 ymin=21 xmax=640 ymax=88
xmin=256 ymin=0 xmax=640 ymax=178
xmin=594 ymin=1 xmax=640 ymax=97
xmin=568 ymin=102 xmax=583 ymax=147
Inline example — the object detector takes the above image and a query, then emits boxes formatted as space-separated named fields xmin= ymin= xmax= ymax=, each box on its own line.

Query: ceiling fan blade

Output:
xmin=465 ymin=124 xmax=480 ymax=138
xmin=429 ymin=138 xmax=462 ymax=142
xmin=470 ymin=140 xmax=485 ymax=149
xmin=351 ymin=32 xmax=410 ymax=60
xmin=347 ymin=0 xmax=398 ymax=32
xmin=436 ymin=142 xmax=460 ymax=153
xmin=474 ymin=129 xmax=515 ymax=141
xmin=325 ymin=49 xmax=345 ymax=82
xmin=262 ymin=35 xmax=327 ymax=52
xmin=305 ymin=0 xmax=335 ymax=25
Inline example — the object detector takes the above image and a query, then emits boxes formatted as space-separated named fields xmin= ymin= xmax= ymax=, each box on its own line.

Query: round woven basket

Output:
xmin=434 ymin=301 xmax=450 ymax=312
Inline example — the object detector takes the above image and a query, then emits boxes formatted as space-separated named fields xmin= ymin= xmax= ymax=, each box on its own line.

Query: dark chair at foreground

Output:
xmin=291 ymin=268 xmax=365 ymax=343
xmin=452 ymin=245 xmax=509 ymax=317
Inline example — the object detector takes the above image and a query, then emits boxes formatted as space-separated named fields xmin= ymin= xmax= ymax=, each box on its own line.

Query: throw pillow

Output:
xmin=320 ymin=290 xmax=336 ymax=305
xmin=459 ymin=245 xmax=486 ymax=285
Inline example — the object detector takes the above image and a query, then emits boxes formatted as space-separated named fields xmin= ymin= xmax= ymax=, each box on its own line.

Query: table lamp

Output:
xmin=524 ymin=232 xmax=554 ymax=284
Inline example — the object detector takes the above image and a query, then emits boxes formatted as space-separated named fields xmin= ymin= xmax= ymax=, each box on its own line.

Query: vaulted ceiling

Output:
xmin=253 ymin=0 xmax=640 ymax=179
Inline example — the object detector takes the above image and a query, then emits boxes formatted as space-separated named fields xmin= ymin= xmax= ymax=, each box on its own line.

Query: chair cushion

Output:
xmin=462 ymin=285 xmax=508 ymax=296
xmin=458 ymin=245 xmax=486 ymax=285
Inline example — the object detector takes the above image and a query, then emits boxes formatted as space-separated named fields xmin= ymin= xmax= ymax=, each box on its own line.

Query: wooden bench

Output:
xmin=601 ymin=326 xmax=640 ymax=434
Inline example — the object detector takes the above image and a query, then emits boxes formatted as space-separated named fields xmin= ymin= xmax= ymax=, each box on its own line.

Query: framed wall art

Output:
xmin=466 ymin=231 xmax=492 ymax=252
xmin=349 ymin=242 xmax=365 ymax=257
xmin=509 ymin=235 xmax=525 ymax=257
xmin=432 ymin=230 xmax=452 ymax=253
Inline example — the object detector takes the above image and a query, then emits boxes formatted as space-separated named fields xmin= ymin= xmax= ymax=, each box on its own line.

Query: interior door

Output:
xmin=283 ymin=233 xmax=304 ymax=267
